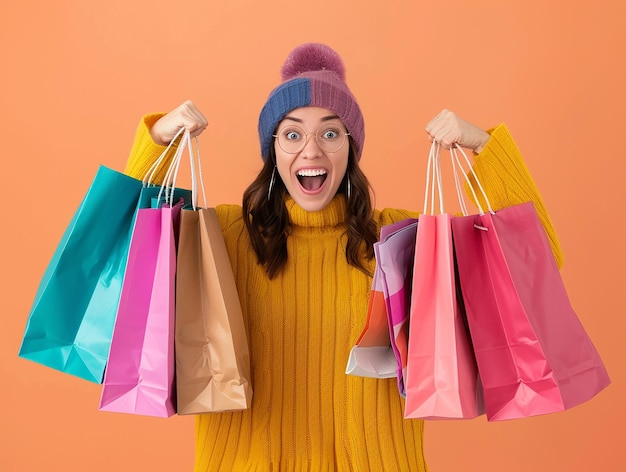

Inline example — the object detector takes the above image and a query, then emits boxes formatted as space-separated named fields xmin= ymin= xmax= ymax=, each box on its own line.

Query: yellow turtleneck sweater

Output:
xmin=125 ymin=115 xmax=562 ymax=471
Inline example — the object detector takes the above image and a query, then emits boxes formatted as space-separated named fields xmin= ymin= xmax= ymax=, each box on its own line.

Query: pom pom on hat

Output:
xmin=258 ymin=43 xmax=365 ymax=161
xmin=281 ymin=43 xmax=346 ymax=82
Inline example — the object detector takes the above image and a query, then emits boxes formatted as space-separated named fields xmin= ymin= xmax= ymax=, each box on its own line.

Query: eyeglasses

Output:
xmin=273 ymin=122 xmax=350 ymax=154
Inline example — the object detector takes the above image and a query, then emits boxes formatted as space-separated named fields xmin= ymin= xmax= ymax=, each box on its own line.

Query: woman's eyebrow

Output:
xmin=282 ymin=114 xmax=340 ymax=123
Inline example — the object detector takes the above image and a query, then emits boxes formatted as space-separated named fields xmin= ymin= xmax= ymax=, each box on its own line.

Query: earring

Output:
xmin=346 ymin=175 xmax=352 ymax=200
xmin=268 ymin=166 xmax=277 ymax=201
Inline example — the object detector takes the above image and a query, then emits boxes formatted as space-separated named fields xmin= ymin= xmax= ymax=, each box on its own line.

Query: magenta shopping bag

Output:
xmin=99 ymin=197 xmax=185 ymax=417
xmin=452 ymin=202 xmax=611 ymax=421
xmin=404 ymin=144 xmax=484 ymax=420
xmin=375 ymin=219 xmax=418 ymax=396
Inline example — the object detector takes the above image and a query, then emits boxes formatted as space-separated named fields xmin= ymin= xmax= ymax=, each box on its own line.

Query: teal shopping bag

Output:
xmin=19 ymin=166 xmax=144 ymax=383
xmin=19 ymin=164 xmax=192 ymax=383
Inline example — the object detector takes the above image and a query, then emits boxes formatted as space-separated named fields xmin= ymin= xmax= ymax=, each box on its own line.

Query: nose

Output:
xmin=299 ymin=132 xmax=323 ymax=158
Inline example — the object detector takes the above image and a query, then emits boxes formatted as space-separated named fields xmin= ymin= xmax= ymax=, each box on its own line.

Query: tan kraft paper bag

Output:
xmin=175 ymin=207 xmax=252 ymax=414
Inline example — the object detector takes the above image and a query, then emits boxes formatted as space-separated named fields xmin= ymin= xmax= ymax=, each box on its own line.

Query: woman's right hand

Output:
xmin=150 ymin=100 xmax=208 ymax=146
xmin=425 ymin=109 xmax=490 ymax=154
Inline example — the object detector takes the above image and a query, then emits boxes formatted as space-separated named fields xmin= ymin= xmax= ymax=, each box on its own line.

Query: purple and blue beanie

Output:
xmin=258 ymin=43 xmax=365 ymax=161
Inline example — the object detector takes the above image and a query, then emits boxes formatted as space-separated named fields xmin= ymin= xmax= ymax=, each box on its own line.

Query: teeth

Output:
xmin=297 ymin=169 xmax=327 ymax=177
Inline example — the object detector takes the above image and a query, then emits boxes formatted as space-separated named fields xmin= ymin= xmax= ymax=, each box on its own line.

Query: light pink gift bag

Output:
xmin=404 ymin=144 xmax=484 ymax=420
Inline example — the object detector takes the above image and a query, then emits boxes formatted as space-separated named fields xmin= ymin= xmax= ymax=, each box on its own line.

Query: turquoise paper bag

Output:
xmin=19 ymin=166 xmax=144 ymax=383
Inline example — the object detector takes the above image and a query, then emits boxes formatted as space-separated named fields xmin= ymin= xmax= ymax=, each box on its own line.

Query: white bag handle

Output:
xmin=158 ymin=131 xmax=190 ymax=207
xmin=449 ymin=144 xmax=494 ymax=216
xmin=143 ymin=127 xmax=186 ymax=188
xmin=142 ymin=128 xmax=207 ymax=210
xmin=422 ymin=141 xmax=445 ymax=216
xmin=187 ymin=131 xmax=208 ymax=210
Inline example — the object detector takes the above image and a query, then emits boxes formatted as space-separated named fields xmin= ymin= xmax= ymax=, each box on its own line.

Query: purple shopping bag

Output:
xmin=346 ymin=218 xmax=417 ymax=379
xmin=374 ymin=219 xmax=418 ymax=396
xmin=99 ymin=196 xmax=185 ymax=417
xmin=452 ymin=202 xmax=610 ymax=421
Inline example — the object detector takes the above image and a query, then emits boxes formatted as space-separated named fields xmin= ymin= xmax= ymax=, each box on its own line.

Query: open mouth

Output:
xmin=297 ymin=169 xmax=328 ymax=192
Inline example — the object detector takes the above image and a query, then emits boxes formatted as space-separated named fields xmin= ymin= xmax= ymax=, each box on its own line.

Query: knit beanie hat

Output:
xmin=258 ymin=43 xmax=365 ymax=161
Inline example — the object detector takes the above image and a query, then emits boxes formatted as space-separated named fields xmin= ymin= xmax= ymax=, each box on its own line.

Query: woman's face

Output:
xmin=273 ymin=106 xmax=349 ymax=212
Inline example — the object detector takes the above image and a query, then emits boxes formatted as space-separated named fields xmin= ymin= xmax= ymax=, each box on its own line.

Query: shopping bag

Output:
xmin=449 ymin=145 xmax=610 ymax=421
xmin=174 ymin=131 xmax=252 ymax=414
xmin=100 ymin=130 xmax=208 ymax=416
xmin=19 ymin=166 xmax=144 ymax=383
xmin=404 ymin=143 xmax=484 ymax=420
xmin=98 ymin=191 xmax=188 ymax=417
xmin=346 ymin=218 xmax=416 ymax=380
xmin=375 ymin=219 xmax=418 ymax=396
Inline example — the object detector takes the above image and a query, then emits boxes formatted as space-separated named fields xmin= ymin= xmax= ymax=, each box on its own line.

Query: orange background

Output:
xmin=1 ymin=0 xmax=624 ymax=471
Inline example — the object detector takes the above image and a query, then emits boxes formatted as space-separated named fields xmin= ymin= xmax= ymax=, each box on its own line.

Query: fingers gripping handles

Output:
xmin=422 ymin=141 xmax=494 ymax=226
xmin=143 ymin=128 xmax=207 ymax=209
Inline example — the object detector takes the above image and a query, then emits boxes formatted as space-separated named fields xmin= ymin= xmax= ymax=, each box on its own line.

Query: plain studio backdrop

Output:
xmin=1 ymin=1 xmax=623 ymax=471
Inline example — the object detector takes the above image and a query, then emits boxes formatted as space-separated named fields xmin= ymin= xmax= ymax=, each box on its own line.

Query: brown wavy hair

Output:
xmin=242 ymin=138 xmax=378 ymax=279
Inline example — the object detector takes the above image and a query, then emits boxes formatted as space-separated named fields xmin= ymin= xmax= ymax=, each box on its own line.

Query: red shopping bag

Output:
xmin=346 ymin=219 xmax=417 ymax=380
xmin=449 ymin=146 xmax=610 ymax=421
xmin=404 ymin=144 xmax=484 ymax=420
xmin=375 ymin=219 xmax=418 ymax=396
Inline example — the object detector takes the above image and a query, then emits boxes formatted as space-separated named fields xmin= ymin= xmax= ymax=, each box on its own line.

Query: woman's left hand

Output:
xmin=425 ymin=109 xmax=490 ymax=154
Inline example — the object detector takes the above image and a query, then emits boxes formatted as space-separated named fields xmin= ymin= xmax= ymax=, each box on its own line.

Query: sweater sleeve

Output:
xmin=375 ymin=208 xmax=419 ymax=229
xmin=123 ymin=113 xmax=174 ymax=184
xmin=469 ymin=124 xmax=563 ymax=267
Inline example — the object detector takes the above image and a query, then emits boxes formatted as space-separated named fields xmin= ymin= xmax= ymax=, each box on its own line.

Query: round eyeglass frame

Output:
xmin=272 ymin=124 xmax=350 ymax=154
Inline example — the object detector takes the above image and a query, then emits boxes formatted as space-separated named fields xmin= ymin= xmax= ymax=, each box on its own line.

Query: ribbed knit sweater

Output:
xmin=125 ymin=115 xmax=562 ymax=471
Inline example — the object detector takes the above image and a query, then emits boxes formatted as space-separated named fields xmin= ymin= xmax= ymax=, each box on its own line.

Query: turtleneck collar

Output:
xmin=285 ymin=195 xmax=347 ymax=229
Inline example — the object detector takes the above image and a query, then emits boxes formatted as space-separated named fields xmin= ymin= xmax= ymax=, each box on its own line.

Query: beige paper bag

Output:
xmin=175 ymin=207 xmax=252 ymax=414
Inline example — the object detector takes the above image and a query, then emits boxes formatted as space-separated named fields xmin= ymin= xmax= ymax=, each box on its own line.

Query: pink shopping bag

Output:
xmin=404 ymin=144 xmax=484 ymax=420
xmin=99 ymin=130 xmax=194 ymax=417
xmin=346 ymin=218 xmax=417 ymax=379
xmin=375 ymin=219 xmax=418 ymax=396
xmin=448 ymin=144 xmax=610 ymax=421
xmin=452 ymin=202 xmax=610 ymax=421
xmin=99 ymin=192 xmax=185 ymax=417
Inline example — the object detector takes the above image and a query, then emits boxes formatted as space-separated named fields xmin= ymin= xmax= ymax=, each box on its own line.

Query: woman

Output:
xmin=125 ymin=43 xmax=562 ymax=471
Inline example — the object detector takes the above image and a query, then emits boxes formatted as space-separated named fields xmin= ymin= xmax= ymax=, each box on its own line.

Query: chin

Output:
xmin=293 ymin=195 xmax=333 ymax=212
